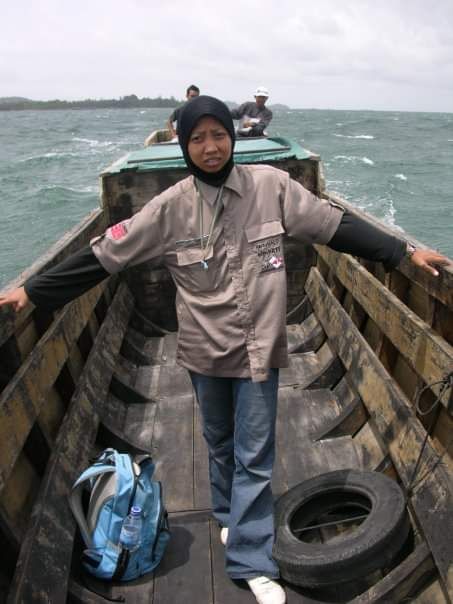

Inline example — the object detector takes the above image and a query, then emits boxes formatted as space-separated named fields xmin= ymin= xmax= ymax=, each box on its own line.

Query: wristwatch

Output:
xmin=405 ymin=242 xmax=417 ymax=259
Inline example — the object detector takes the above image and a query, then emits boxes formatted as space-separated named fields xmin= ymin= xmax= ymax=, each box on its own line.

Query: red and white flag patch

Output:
xmin=107 ymin=222 xmax=128 ymax=240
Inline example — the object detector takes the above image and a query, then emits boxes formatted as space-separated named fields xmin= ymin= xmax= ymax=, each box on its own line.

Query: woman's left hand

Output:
xmin=410 ymin=249 xmax=450 ymax=276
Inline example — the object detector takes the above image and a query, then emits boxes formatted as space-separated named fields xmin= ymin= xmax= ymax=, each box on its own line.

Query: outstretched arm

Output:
xmin=0 ymin=246 xmax=109 ymax=312
xmin=328 ymin=211 xmax=449 ymax=275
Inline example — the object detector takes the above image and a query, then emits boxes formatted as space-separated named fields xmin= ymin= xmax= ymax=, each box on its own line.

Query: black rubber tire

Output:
xmin=273 ymin=469 xmax=411 ymax=587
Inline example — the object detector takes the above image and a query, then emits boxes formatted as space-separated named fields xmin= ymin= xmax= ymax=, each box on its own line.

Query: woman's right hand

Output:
xmin=0 ymin=287 xmax=30 ymax=312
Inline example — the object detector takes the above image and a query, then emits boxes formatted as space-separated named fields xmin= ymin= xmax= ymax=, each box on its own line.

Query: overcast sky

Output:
xmin=2 ymin=0 xmax=452 ymax=112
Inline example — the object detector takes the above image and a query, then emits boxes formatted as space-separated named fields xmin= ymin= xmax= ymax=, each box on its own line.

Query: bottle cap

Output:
xmin=131 ymin=505 xmax=142 ymax=515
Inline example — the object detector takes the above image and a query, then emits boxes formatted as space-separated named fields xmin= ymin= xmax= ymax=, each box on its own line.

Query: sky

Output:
xmin=1 ymin=0 xmax=453 ymax=112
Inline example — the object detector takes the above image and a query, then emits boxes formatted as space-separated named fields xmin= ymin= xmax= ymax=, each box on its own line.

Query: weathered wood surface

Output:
xmin=316 ymin=245 xmax=453 ymax=409
xmin=279 ymin=343 xmax=344 ymax=390
xmin=0 ymin=284 xmax=106 ymax=496
xmin=287 ymin=313 xmax=325 ymax=354
xmin=7 ymin=282 xmax=133 ymax=604
xmin=350 ymin=542 xmax=436 ymax=603
xmin=306 ymin=266 xmax=453 ymax=597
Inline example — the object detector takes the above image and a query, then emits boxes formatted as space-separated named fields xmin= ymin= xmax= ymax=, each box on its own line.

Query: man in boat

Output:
xmin=166 ymin=84 xmax=200 ymax=139
xmin=0 ymin=97 xmax=448 ymax=604
xmin=231 ymin=86 xmax=273 ymax=137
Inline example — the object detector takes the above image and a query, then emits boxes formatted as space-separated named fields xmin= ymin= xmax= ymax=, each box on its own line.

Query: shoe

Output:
xmin=246 ymin=576 xmax=286 ymax=604
xmin=220 ymin=527 xmax=228 ymax=545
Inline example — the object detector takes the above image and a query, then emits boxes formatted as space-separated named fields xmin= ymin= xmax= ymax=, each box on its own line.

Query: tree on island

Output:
xmin=0 ymin=95 xmax=182 ymax=111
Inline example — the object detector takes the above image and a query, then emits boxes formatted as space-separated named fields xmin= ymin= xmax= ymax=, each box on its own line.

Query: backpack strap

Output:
xmin=69 ymin=450 xmax=137 ymax=548
xmin=69 ymin=463 xmax=117 ymax=547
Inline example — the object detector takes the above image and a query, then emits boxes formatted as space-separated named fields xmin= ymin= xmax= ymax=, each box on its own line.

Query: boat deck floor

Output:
xmin=70 ymin=327 xmax=365 ymax=604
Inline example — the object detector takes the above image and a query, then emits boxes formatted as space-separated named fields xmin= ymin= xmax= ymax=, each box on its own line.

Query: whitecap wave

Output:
xmin=40 ymin=184 xmax=98 ymax=194
xmin=333 ymin=133 xmax=374 ymax=139
xmin=332 ymin=154 xmax=374 ymax=166
xmin=73 ymin=137 xmax=115 ymax=148
xmin=395 ymin=173 xmax=407 ymax=181
xmin=21 ymin=151 xmax=80 ymax=162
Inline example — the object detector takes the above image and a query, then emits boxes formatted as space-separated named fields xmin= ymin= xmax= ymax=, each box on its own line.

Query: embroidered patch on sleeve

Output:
xmin=254 ymin=236 xmax=285 ymax=273
xmin=107 ymin=222 xmax=128 ymax=240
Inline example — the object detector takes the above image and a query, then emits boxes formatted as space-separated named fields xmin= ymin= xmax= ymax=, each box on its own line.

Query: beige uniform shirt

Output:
xmin=91 ymin=164 xmax=343 ymax=381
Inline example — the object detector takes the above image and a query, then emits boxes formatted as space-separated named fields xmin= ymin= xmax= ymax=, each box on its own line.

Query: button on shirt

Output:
xmin=91 ymin=164 xmax=343 ymax=382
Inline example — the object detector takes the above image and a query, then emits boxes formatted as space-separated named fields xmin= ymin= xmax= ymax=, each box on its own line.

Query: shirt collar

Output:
xmin=223 ymin=166 xmax=243 ymax=198
xmin=194 ymin=166 xmax=243 ymax=205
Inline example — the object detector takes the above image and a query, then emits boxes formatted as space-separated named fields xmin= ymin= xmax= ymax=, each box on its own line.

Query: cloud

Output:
xmin=1 ymin=0 xmax=452 ymax=110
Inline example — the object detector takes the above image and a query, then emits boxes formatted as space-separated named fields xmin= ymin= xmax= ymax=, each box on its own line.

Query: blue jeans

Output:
xmin=190 ymin=370 xmax=279 ymax=579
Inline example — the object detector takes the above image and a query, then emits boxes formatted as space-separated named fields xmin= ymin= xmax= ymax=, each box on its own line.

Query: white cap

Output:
xmin=254 ymin=86 xmax=269 ymax=98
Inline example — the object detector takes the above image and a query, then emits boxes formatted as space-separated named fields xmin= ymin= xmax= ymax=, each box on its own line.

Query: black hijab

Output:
xmin=178 ymin=95 xmax=235 ymax=186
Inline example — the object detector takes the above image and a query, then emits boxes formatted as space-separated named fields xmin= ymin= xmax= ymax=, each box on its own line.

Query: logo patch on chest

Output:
xmin=254 ymin=236 xmax=285 ymax=273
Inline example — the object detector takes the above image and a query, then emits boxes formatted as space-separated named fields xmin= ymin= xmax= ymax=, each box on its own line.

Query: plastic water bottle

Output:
xmin=119 ymin=505 xmax=143 ymax=552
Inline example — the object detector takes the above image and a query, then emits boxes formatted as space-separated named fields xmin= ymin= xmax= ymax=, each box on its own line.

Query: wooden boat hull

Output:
xmin=0 ymin=138 xmax=451 ymax=603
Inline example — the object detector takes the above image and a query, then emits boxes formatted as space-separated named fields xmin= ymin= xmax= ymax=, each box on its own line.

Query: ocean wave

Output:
xmin=39 ymin=184 xmax=98 ymax=195
xmin=333 ymin=133 xmax=375 ymax=139
xmin=73 ymin=137 xmax=116 ymax=148
xmin=20 ymin=151 xmax=80 ymax=162
xmin=355 ymin=196 xmax=401 ymax=230
xmin=395 ymin=173 xmax=407 ymax=181
xmin=332 ymin=155 xmax=374 ymax=166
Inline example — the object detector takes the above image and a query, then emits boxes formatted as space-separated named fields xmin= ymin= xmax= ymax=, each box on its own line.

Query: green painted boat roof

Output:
xmin=103 ymin=137 xmax=315 ymax=175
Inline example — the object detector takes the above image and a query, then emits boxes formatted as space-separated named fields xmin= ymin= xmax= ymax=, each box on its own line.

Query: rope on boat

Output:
xmin=405 ymin=371 xmax=453 ymax=498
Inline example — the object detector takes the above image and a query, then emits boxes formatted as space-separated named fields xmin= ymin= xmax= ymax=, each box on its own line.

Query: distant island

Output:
xmin=0 ymin=95 xmax=181 ymax=111
xmin=0 ymin=95 xmax=290 ymax=112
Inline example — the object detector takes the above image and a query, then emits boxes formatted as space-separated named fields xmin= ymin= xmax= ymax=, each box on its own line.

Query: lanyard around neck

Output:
xmin=196 ymin=182 xmax=224 ymax=270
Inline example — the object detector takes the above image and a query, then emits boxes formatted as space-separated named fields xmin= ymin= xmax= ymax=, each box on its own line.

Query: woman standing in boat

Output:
xmin=0 ymin=96 xmax=448 ymax=604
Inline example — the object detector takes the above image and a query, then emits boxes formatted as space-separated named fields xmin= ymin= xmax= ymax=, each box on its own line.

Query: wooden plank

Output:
xmin=0 ymin=284 xmax=106 ymax=494
xmin=413 ymin=578 xmax=449 ymax=603
xmin=209 ymin=518 xmax=255 ymax=604
xmin=274 ymin=386 xmax=363 ymax=489
xmin=36 ymin=386 xmax=67 ymax=443
xmin=316 ymin=245 xmax=453 ymax=410
xmin=0 ymin=453 xmax=40 ymax=543
xmin=287 ymin=314 xmax=325 ymax=354
xmin=350 ymin=542 xmax=435 ymax=603
xmin=153 ymin=511 xmax=213 ymax=604
xmin=353 ymin=422 xmax=386 ymax=471
xmin=152 ymin=394 xmax=195 ymax=512
xmin=280 ymin=343 xmax=343 ymax=390
xmin=101 ymin=392 xmax=157 ymax=453
xmin=7 ymin=283 xmax=133 ymax=604
xmin=306 ymin=266 xmax=453 ymax=596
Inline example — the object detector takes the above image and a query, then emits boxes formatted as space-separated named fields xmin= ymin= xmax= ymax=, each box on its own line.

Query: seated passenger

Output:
xmin=231 ymin=86 xmax=273 ymax=137
xmin=167 ymin=85 xmax=200 ymax=139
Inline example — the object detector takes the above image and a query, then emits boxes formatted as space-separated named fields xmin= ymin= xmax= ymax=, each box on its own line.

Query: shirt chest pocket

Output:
xmin=245 ymin=220 xmax=286 ymax=274
xmin=176 ymin=246 xmax=221 ymax=293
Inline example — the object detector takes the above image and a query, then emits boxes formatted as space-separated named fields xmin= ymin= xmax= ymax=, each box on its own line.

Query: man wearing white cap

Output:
xmin=231 ymin=86 xmax=273 ymax=137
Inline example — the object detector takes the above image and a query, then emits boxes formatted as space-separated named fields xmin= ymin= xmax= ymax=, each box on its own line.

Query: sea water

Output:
xmin=0 ymin=107 xmax=452 ymax=287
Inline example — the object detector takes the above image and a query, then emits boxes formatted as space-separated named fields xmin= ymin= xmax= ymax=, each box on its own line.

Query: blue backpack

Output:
xmin=69 ymin=449 xmax=170 ymax=581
